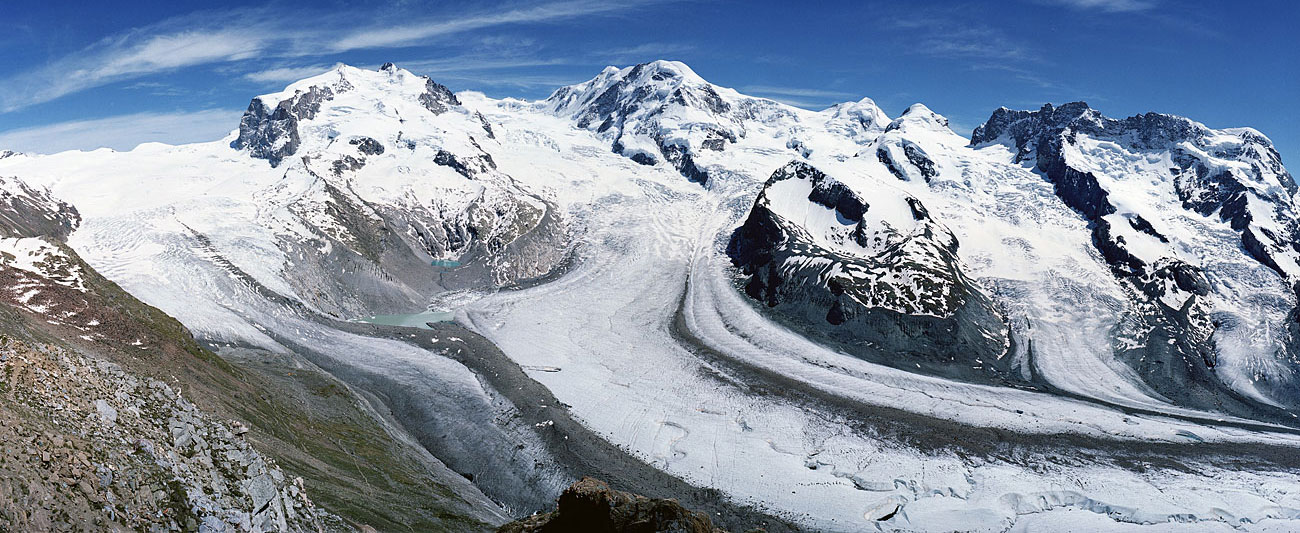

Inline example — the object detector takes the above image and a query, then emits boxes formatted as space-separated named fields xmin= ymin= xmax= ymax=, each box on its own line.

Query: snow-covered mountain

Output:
xmin=728 ymin=98 xmax=1300 ymax=423
xmin=974 ymin=103 xmax=1300 ymax=410
xmin=545 ymin=60 xmax=884 ymax=185
xmin=4 ymin=61 xmax=1300 ymax=532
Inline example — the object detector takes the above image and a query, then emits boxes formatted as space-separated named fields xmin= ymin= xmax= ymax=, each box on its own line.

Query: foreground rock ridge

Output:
xmin=1 ymin=60 xmax=1299 ymax=532
xmin=497 ymin=477 xmax=727 ymax=533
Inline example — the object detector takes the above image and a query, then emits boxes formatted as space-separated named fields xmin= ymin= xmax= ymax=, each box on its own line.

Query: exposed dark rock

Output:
xmin=0 ymin=176 xmax=80 ymax=239
xmin=877 ymin=146 xmax=907 ymax=181
xmin=331 ymin=155 xmax=366 ymax=176
xmin=905 ymin=197 xmax=930 ymax=221
xmin=902 ymin=142 xmax=937 ymax=181
xmin=630 ymin=152 xmax=657 ymax=166
xmin=476 ymin=111 xmax=497 ymax=139
xmin=1127 ymin=214 xmax=1168 ymax=243
xmin=700 ymin=128 xmax=733 ymax=152
xmin=349 ymin=136 xmax=385 ymax=156
xmin=497 ymin=477 xmax=726 ymax=533
xmin=728 ymin=161 xmax=1010 ymax=383
xmin=419 ymin=78 xmax=461 ymax=115
xmin=876 ymin=140 xmax=936 ymax=182
xmin=233 ymin=85 xmax=336 ymax=167
xmin=659 ymin=143 xmax=709 ymax=183
xmin=807 ymin=173 xmax=868 ymax=221
xmin=434 ymin=149 xmax=496 ymax=178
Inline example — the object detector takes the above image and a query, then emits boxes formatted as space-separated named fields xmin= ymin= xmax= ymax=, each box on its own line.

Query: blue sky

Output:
xmin=0 ymin=0 xmax=1295 ymax=167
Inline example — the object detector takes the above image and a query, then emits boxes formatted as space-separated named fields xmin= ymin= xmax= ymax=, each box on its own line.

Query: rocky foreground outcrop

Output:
xmin=498 ymin=477 xmax=730 ymax=533
xmin=0 ymin=337 xmax=327 ymax=532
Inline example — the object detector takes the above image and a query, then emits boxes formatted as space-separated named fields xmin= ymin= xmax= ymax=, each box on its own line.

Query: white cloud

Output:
xmin=0 ymin=109 xmax=242 ymax=154
xmin=243 ymin=64 xmax=340 ymax=84
xmin=596 ymin=42 xmax=696 ymax=64
xmin=1036 ymin=0 xmax=1156 ymax=12
xmin=0 ymin=20 xmax=274 ymax=113
xmin=399 ymin=56 xmax=573 ymax=74
xmin=330 ymin=1 xmax=646 ymax=51
xmin=742 ymin=85 xmax=859 ymax=100
xmin=0 ymin=1 xmax=660 ymax=112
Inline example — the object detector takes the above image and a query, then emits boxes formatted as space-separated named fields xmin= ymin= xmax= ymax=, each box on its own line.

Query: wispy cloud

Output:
xmin=0 ymin=109 xmax=242 ymax=153
xmin=242 ymin=64 xmax=340 ymax=84
xmin=596 ymin=43 xmax=696 ymax=64
xmin=124 ymin=81 xmax=189 ymax=97
xmin=431 ymin=72 xmax=589 ymax=90
xmin=742 ymin=86 xmax=858 ymax=99
xmin=1 ymin=25 xmax=265 ymax=112
xmin=399 ymin=56 xmax=573 ymax=74
xmin=0 ymin=1 xmax=660 ymax=112
xmin=1033 ymin=0 xmax=1157 ymax=12
xmin=912 ymin=27 xmax=1035 ymax=62
xmin=741 ymin=85 xmax=860 ymax=107
xmin=330 ymin=1 xmax=647 ymax=51
xmin=968 ymin=64 xmax=1059 ymax=90
xmin=885 ymin=7 xmax=1041 ymax=64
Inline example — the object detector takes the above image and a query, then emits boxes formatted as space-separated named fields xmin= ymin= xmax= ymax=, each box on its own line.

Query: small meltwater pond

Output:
xmin=430 ymin=259 xmax=461 ymax=268
xmin=354 ymin=310 xmax=454 ymax=330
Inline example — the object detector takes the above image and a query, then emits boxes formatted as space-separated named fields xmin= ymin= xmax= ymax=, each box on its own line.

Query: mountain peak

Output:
xmin=232 ymin=63 xmax=462 ymax=166
xmin=884 ymin=103 xmax=952 ymax=134
xmin=546 ymin=59 xmax=712 ymax=120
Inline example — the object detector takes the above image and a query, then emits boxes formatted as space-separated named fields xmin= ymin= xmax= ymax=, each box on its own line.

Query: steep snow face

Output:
xmin=544 ymin=60 xmax=882 ymax=185
xmin=972 ymin=102 xmax=1300 ymax=413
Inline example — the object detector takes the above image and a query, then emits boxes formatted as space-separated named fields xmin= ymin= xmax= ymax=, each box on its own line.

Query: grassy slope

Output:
xmin=0 ymin=243 xmax=498 ymax=532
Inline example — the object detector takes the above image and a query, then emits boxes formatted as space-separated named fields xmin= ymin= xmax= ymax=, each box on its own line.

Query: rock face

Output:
xmin=497 ymin=477 xmax=725 ymax=533
xmin=0 ymin=175 xmax=80 ymax=239
xmin=233 ymin=84 xmax=337 ymax=167
xmin=0 ymin=338 xmax=326 ymax=532
xmin=728 ymin=160 xmax=1010 ymax=381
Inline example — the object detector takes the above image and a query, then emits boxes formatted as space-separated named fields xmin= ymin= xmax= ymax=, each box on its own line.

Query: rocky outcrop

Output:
xmin=233 ymin=85 xmax=336 ymax=167
xmin=349 ymin=136 xmax=384 ymax=156
xmin=728 ymin=161 xmax=1010 ymax=381
xmin=0 ymin=176 xmax=80 ymax=239
xmin=0 ymin=338 xmax=327 ymax=532
xmin=497 ymin=477 xmax=725 ymax=533
xmin=876 ymin=140 xmax=936 ymax=183
xmin=434 ymin=149 xmax=496 ymax=179
xmin=419 ymin=78 xmax=461 ymax=115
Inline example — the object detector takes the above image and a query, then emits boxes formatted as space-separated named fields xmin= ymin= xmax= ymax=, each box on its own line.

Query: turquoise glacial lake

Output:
xmin=355 ymin=310 xmax=454 ymax=330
